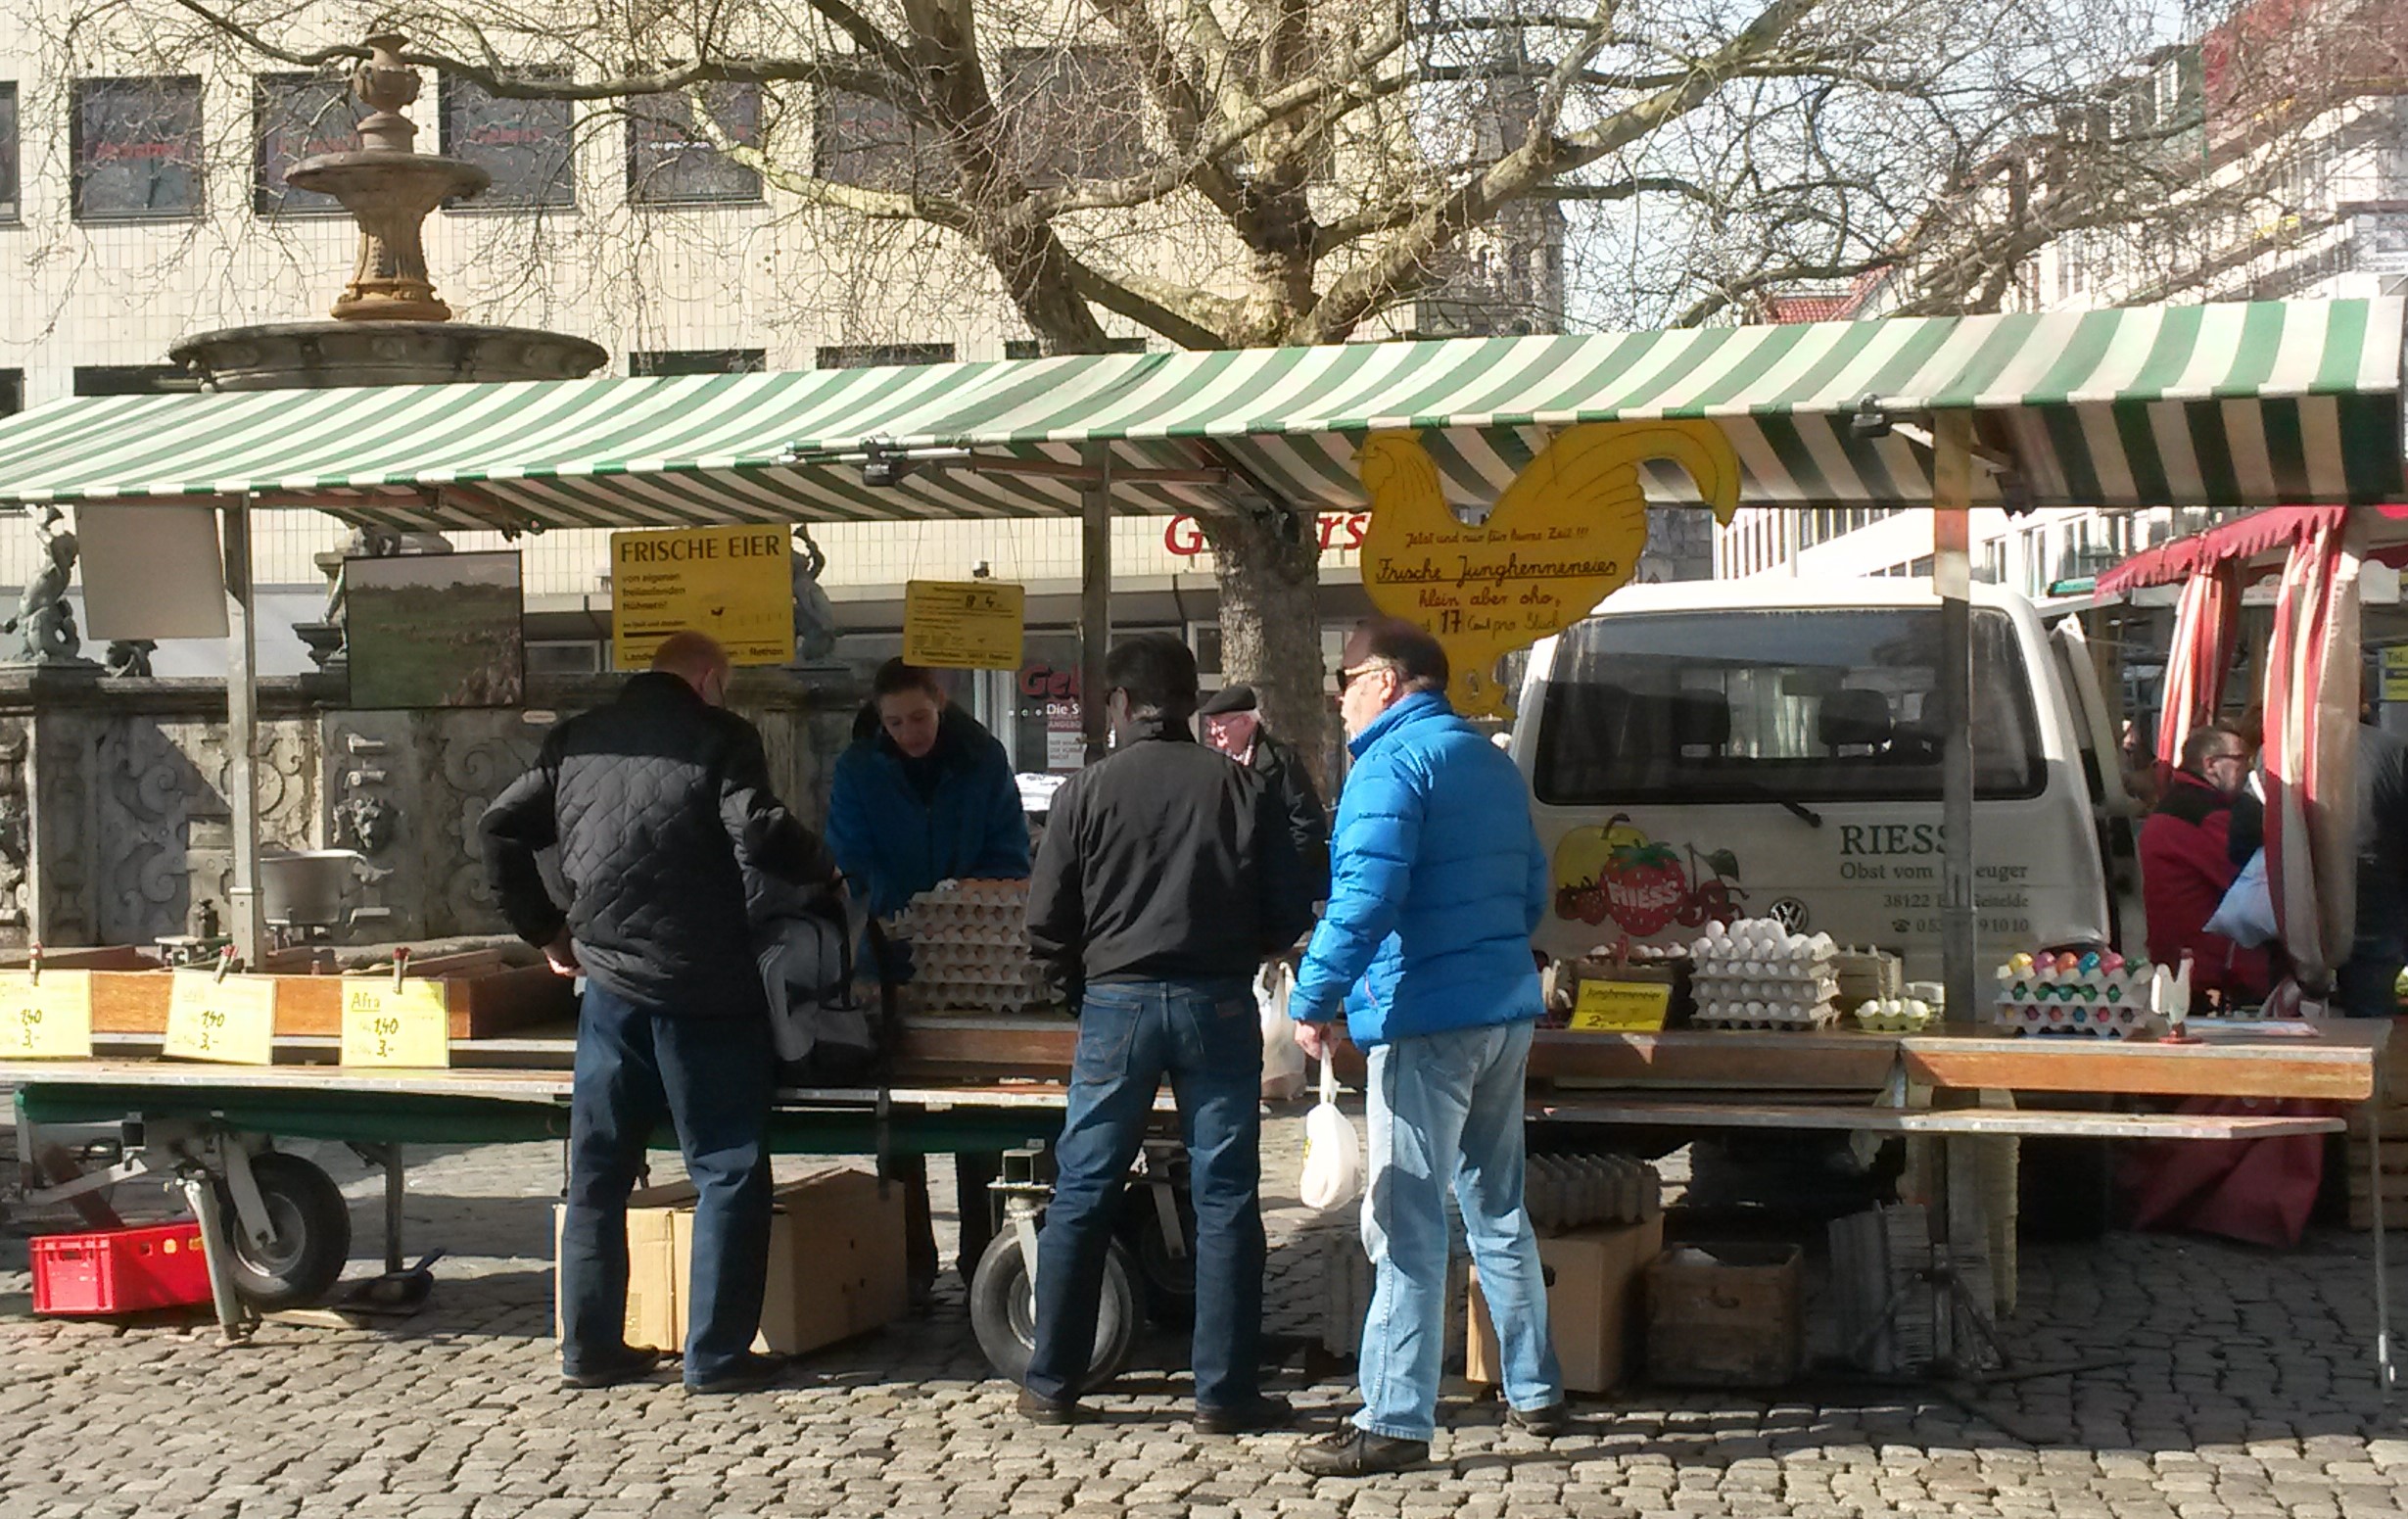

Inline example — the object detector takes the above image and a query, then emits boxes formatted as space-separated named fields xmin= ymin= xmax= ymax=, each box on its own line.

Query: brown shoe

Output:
xmin=1016 ymin=1386 xmax=1082 ymax=1425
xmin=1507 ymin=1400 xmax=1573 ymax=1436
xmin=561 ymin=1346 xmax=664 ymax=1390
xmin=1293 ymin=1426 xmax=1429 ymax=1477
xmin=1195 ymin=1394 xmax=1295 ymax=1435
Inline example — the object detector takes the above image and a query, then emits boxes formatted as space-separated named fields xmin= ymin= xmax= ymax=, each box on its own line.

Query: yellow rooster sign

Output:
xmin=1357 ymin=421 xmax=1743 ymax=716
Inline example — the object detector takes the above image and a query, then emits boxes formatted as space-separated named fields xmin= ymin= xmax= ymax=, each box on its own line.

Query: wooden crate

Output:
xmin=86 ymin=963 xmax=572 ymax=1040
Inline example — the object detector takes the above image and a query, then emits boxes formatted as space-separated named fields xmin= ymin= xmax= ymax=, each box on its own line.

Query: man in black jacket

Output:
xmin=1202 ymin=683 xmax=1332 ymax=901
xmin=481 ymin=631 xmax=835 ymax=1394
xmin=1021 ymin=635 xmax=1311 ymax=1433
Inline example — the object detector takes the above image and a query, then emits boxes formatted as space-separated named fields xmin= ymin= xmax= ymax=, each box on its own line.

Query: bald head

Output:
xmin=650 ymin=631 xmax=732 ymax=705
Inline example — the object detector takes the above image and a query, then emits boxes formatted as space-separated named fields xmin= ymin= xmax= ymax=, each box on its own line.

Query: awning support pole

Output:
xmin=1934 ymin=416 xmax=1976 ymax=1025
xmin=222 ymin=495 xmax=263 ymax=968
xmin=1080 ymin=443 xmax=1113 ymax=764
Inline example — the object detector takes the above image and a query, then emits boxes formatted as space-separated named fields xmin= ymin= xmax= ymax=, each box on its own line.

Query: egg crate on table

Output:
xmin=1990 ymin=956 xmax=2165 ymax=1040
xmin=1853 ymin=998 xmax=1939 ymax=1033
xmin=895 ymin=879 xmax=1046 ymax=1013
xmin=1692 ymin=998 xmax=1842 ymax=1030
xmin=1686 ymin=919 xmax=1840 ymax=1030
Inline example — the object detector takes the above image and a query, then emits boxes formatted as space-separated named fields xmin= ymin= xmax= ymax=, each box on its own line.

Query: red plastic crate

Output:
xmin=30 ymin=1222 xmax=214 ymax=1315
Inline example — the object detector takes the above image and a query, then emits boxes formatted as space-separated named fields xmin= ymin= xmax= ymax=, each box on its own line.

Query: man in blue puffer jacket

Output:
xmin=1290 ymin=619 xmax=1564 ymax=1477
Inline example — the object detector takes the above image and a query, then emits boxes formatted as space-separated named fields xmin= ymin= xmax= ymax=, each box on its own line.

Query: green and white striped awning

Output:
xmin=0 ymin=298 xmax=2396 ymax=533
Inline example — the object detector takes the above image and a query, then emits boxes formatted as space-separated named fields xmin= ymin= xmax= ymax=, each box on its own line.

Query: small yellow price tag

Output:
xmin=340 ymin=979 xmax=451 ymax=1068
xmin=1569 ymin=979 xmax=1673 ymax=1033
xmin=164 ymin=972 xmax=278 ymax=1065
xmin=0 ymin=971 xmax=93 ymax=1059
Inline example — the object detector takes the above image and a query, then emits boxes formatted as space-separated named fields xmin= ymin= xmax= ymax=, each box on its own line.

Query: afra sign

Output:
xmin=1162 ymin=513 xmax=1371 ymax=556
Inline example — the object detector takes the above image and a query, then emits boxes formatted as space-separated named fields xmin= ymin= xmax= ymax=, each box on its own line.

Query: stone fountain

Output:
xmin=169 ymin=34 xmax=606 ymax=390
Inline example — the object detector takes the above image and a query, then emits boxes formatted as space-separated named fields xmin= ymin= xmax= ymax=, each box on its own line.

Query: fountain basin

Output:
xmin=170 ymin=321 xmax=607 ymax=390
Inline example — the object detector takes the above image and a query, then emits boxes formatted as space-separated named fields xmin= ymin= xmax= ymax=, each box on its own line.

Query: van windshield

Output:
xmin=1531 ymin=608 xmax=2045 ymax=805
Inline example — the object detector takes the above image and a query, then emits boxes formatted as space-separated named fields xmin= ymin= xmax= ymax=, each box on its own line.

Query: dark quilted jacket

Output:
xmin=479 ymin=672 xmax=835 ymax=1016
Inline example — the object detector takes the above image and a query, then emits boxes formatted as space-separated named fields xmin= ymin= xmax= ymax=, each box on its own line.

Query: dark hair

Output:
xmin=1106 ymin=634 xmax=1200 ymax=722
xmin=2180 ymin=721 xmax=2245 ymax=773
xmin=1346 ymin=617 xmax=1449 ymax=692
xmin=872 ymin=658 xmax=946 ymax=703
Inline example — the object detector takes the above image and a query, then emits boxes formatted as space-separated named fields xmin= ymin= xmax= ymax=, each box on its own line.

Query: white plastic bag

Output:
xmin=2204 ymin=847 xmax=2278 ymax=947
xmin=1298 ymin=1055 xmax=1363 ymax=1211
xmin=1259 ymin=963 xmax=1306 ymax=1101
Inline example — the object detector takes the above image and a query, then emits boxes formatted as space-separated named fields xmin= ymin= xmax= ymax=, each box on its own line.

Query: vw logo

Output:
xmin=1767 ymin=898 xmax=1810 ymax=931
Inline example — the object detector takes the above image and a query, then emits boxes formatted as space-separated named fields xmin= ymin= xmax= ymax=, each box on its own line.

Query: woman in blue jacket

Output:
xmin=827 ymin=659 xmax=1031 ymax=1294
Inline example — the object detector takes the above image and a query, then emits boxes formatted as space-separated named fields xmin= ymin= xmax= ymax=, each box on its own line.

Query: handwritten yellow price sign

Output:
xmin=0 ymin=970 xmax=93 ymax=1059
xmin=164 ymin=972 xmax=278 ymax=1065
xmin=1568 ymin=979 xmax=1673 ymax=1033
xmin=340 ymin=979 xmax=452 ymax=1068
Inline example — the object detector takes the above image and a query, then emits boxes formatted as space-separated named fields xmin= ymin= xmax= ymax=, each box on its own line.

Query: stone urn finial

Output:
xmin=354 ymin=34 xmax=421 ymax=155
xmin=284 ymin=30 xmax=493 ymax=323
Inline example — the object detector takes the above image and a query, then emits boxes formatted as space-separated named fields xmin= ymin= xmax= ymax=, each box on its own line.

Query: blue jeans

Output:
xmin=559 ymin=981 xmax=773 ymax=1385
xmin=1355 ymin=1018 xmax=1560 ymax=1442
xmin=1027 ymin=977 xmax=1263 ymax=1408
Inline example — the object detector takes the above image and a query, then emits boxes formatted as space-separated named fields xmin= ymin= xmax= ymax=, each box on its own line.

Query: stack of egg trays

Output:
xmin=898 ymin=879 xmax=1045 ymax=1014
xmin=1525 ymin=1153 xmax=1663 ymax=1234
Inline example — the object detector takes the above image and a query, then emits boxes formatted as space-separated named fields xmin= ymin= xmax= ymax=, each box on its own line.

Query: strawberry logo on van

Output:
xmin=1552 ymin=816 xmax=1745 ymax=939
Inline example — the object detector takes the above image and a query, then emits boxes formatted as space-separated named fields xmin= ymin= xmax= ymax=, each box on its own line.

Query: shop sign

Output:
xmin=2383 ymin=645 xmax=2408 ymax=703
xmin=611 ymin=524 xmax=795 ymax=668
xmin=1163 ymin=512 xmax=1370 ymax=557
xmin=1357 ymin=421 xmax=1740 ymax=716
xmin=904 ymin=579 xmax=1027 ymax=669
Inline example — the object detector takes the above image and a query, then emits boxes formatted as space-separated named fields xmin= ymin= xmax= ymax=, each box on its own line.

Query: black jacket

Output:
xmin=480 ymin=672 xmax=835 ymax=1016
xmin=1027 ymin=716 xmax=1313 ymax=996
xmin=1251 ymin=728 xmax=1332 ymax=902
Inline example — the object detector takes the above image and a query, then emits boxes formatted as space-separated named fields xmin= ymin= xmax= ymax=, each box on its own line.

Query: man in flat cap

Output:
xmin=1201 ymin=683 xmax=1331 ymax=903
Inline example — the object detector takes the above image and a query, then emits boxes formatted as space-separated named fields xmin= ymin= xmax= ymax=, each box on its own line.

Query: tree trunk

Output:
xmin=1198 ymin=505 xmax=1336 ymax=789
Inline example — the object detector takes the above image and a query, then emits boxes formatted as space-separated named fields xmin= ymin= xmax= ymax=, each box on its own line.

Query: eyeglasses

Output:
xmin=1336 ymin=663 xmax=1380 ymax=694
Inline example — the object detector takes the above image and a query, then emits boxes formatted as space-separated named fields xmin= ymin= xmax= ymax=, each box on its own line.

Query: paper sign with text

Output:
xmin=0 ymin=971 xmax=93 ymax=1059
xmin=341 ymin=979 xmax=453 ymax=1068
xmin=904 ymin=580 xmax=1026 ymax=669
xmin=611 ymin=525 xmax=797 ymax=669
xmin=1568 ymin=979 xmax=1673 ymax=1033
xmin=164 ymin=973 xmax=278 ymax=1066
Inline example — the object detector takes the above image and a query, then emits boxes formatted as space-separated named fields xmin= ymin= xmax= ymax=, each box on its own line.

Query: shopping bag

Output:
xmin=1298 ymin=1055 xmax=1363 ymax=1211
xmin=1259 ymin=962 xmax=1306 ymax=1101
xmin=2204 ymin=848 xmax=2278 ymax=947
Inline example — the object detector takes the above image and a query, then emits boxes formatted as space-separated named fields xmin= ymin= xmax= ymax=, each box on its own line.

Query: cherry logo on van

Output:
xmin=1551 ymin=816 xmax=1746 ymax=938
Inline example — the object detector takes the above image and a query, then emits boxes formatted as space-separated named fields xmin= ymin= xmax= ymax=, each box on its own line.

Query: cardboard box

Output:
xmin=555 ymin=1167 xmax=907 ymax=1357
xmin=1644 ymin=1241 xmax=1803 ymax=1388
xmin=1467 ymin=1212 xmax=1663 ymax=1394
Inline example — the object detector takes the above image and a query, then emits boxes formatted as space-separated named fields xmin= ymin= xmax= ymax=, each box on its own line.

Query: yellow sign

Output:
xmin=340 ymin=979 xmax=453 ymax=1068
xmin=163 ymin=972 xmax=278 ymax=1066
xmin=1357 ymin=422 xmax=1741 ymax=716
xmin=904 ymin=580 xmax=1027 ymax=669
xmin=2384 ymin=646 xmax=2408 ymax=703
xmin=0 ymin=971 xmax=93 ymax=1059
xmin=1569 ymin=979 xmax=1673 ymax=1033
xmin=611 ymin=525 xmax=796 ymax=669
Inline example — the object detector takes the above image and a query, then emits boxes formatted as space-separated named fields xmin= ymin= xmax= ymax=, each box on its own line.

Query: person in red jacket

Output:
xmin=2139 ymin=721 xmax=2270 ymax=1010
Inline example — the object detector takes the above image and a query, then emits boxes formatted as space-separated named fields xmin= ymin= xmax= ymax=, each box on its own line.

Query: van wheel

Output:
xmin=968 ymin=1227 xmax=1138 ymax=1388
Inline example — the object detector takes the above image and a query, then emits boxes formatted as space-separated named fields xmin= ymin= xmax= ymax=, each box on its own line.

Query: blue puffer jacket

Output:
xmin=1290 ymin=690 xmax=1546 ymax=1046
xmin=826 ymin=706 xmax=1030 ymax=918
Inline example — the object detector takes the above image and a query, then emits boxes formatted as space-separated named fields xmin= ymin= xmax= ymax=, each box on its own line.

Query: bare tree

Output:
xmin=23 ymin=0 xmax=2381 ymax=760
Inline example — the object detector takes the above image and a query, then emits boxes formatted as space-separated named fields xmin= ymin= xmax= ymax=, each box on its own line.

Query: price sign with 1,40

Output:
xmin=0 ymin=970 xmax=94 ymax=1059
xmin=340 ymin=979 xmax=452 ymax=1068
xmin=164 ymin=972 xmax=279 ymax=1066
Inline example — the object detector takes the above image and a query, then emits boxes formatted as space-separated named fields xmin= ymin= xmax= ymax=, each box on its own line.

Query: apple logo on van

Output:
xmin=1551 ymin=815 xmax=1747 ymax=938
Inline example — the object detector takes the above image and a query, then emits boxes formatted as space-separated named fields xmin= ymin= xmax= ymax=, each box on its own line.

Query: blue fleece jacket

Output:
xmin=1289 ymin=689 xmax=1546 ymax=1046
xmin=826 ymin=706 xmax=1030 ymax=918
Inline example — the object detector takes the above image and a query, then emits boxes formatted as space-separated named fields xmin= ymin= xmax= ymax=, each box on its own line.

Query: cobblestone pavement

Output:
xmin=2 ymin=1117 xmax=2402 ymax=1519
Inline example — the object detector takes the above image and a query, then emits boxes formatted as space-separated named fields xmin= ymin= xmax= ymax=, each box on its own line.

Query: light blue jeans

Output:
xmin=1354 ymin=1018 xmax=1560 ymax=1442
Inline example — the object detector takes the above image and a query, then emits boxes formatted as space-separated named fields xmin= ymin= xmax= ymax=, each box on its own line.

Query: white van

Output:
xmin=1511 ymin=580 xmax=2138 ymax=979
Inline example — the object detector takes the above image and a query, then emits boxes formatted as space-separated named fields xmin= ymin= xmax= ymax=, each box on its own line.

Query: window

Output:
xmin=999 ymin=48 xmax=1145 ymax=187
xmin=255 ymin=72 xmax=360 ymax=216
xmin=526 ymin=641 xmax=602 ymax=675
xmin=441 ymin=71 xmax=576 ymax=208
xmin=630 ymin=349 xmax=767 ymax=376
xmin=816 ymin=87 xmax=951 ymax=193
xmin=0 ymin=83 xmax=18 ymax=221
xmin=0 ymin=370 xmax=22 ymax=417
xmin=71 ymin=76 xmax=204 ymax=221
xmin=74 ymin=364 xmax=198 ymax=396
xmin=627 ymin=83 xmax=763 ymax=205
xmin=1002 ymin=337 xmax=1148 ymax=359
xmin=1531 ymin=608 xmax=2045 ymax=806
xmin=817 ymin=343 xmax=954 ymax=368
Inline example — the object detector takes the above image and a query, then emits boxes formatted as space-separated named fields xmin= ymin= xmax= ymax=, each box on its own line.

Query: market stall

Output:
xmin=0 ymin=298 xmax=2400 ymax=1384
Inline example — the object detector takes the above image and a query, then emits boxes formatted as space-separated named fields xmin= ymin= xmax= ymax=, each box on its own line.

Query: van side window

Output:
xmin=1532 ymin=609 xmax=2044 ymax=805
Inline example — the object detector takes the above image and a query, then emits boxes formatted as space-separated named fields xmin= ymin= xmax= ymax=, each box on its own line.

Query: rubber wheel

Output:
xmin=219 ymin=1152 xmax=353 ymax=1309
xmin=1120 ymin=1186 xmax=1197 ymax=1327
xmin=968 ymin=1225 xmax=1138 ymax=1388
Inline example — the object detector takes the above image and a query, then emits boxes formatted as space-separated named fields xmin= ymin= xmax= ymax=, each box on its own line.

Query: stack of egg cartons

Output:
xmin=896 ymin=878 xmax=1050 ymax=1013
xmin=1687 ymin=919 xmax=1841 ymax=1029
xmin=1991 ymin=949 xmax=2157 ymax=1038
